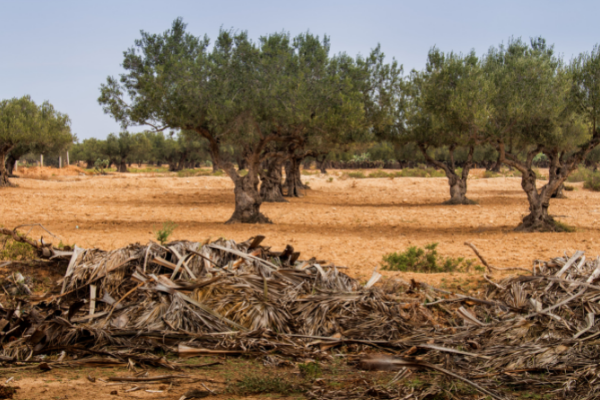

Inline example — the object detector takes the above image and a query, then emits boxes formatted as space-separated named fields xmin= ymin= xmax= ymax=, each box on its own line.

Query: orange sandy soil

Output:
xmin=0 ymin=166 xmax=593 ymax=399
xmin=2 ymin=166 xmax=600 ymax=287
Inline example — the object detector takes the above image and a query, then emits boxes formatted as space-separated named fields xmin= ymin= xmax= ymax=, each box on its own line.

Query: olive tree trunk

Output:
xmin=316 ymin=154 xmax=328 ymax=174
xmin=260 ymin=158 xmax=287 ymax=202
xmin=116 ymin=160 xmax=129 ymax=173
xmin=418 ymin=144 xmax=476 ymax=205
xmin=0 ymin=147 xmax=14 ymax=187
xmin=284 ymin=156 xmax=309 ymax=198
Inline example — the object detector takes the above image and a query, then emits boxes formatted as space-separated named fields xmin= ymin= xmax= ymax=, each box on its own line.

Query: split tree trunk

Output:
xmin=445 ymin=173 xmax=475 ymax=205
xmin=284 ymin=156 xmax=309 ymax=198
xmin=260 ymin=158 xmax=287 ymax=202
xmin=516 ymin=170 xmax=557 ymax=232
xmin=226 ymin=166 xmax=272 ymax=224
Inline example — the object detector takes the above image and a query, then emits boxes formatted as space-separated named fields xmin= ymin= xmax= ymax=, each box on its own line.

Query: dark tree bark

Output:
xmin=0 ymin=147 xmax=14 ymax=187
xmin=6 ymin=153 xmax=16 ymax=176
xmin=260 ymin=157 xmax=287 ymax=202
xmin=418 ymin=144 xmax=476 ymax=205
xmin=284 ymin=156 xmax=309 ymax=198
xmin=549 ymin=153 xmax=567 ymax=199
xmin=516 ymin=168 xmax=556 ymax=231
xmin=116 ymin=160 xmax=129 ymax=173
xmin=316 ymin=153 xmax=328 ymax=174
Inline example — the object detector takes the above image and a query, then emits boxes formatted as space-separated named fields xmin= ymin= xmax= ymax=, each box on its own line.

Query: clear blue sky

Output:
xmin=1 ymin=0 xmax=598 ymax=140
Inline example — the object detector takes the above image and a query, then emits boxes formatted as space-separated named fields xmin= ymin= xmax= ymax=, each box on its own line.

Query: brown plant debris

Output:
xmin=2 ymin=227 xmax=600 ymax=399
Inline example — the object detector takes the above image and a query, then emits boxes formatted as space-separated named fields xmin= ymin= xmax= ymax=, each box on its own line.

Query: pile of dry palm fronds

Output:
xmin=2 ymin=226 xmax=600 ymax=399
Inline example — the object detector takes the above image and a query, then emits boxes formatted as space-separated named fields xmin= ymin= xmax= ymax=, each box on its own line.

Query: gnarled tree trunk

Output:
xmin=116 ymin=160 xmax=128 ymax=173
xmin=516 ymin=170 xmax=557 ymax=232
xmin=260 ymin=158 xmax=287 ymax=202
xmin=316 ymin=153 xmax=328 ymax=174
xmin=0 ymin=147 xmax=14 ymax=187
xmin=284 ymin=156 xmax=309 ymax=198
xmin=418 ymin=144 xmax=476 ymax=205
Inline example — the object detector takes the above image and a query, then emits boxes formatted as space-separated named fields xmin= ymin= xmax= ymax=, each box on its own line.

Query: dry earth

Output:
xmin=1 ymin=166 xmax=600 ymax=399
xmin=2 ymin=166 xmax=600 ymax=286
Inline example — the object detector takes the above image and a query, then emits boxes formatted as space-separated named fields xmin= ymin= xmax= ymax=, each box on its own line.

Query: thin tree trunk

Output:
xmin=260 ymin=158 xmax=286 ymax=203
xmin=317 ymin=154 xmax=328 ymax=174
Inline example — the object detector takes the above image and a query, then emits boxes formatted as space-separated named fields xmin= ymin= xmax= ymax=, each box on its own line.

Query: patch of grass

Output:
xmin=381 ymin=243 xmax=480 ymax=273
xmin=155 ymin=221 xmax=177 ymax=245
xmin=398 ymin=167 xmax=446 ymax=178
xmin=368 ymin=169 xmax=392 ymax=178
xmin=299 ymin=362 xmax=321 ymax=380
xmin=177 ymin=169 xmax=196 ymax=177
xmin=564 ymin=184 xmax=575 ymax=191
xmin=129 ymin=167 xmax=169 ymax=173
xmin=347 ymin=170 xmax=366 ymax=179
xmin=227 ymin=376 xmax=303 ymax=396
xmin=553 ymin=220 xmax=576 ymax=232
xmin=483 ymin=170 xmax=501 ymax=178
xmin=0 ymin=235 xmax=36 ymax=261
xmin=583 ymin=170 xmax=600 ymax=191
xmin=327 ymin=177 xmax=334 ymax=183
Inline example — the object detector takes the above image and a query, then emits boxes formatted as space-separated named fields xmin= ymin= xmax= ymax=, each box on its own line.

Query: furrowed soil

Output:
xmin=0 ymin=167 xmax=597 ymax=399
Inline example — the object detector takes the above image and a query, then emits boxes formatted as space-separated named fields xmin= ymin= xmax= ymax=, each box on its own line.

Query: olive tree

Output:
xmin=0 ymin=96 xmax=72 ymax=186
xmin=486 ymin=38 xmax=600 ymax=231
xmin=405 ymin=49 xmax=488 ymax=204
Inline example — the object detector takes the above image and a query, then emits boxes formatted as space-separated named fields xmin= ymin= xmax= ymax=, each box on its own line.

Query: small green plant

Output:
xmin=155 ymin=221 xmax=177 ymax=245
xmin=327 ymin=177 xmax=334 ymax=183
xmin=381 ymin=243 xmax=479 ymax=273
xmin=299 ymin=361 xmax=321 ymax=380
xmin=564 ymin=184 xmax=575 ymax=191
xmin=93 ymin=158 xmax=109 ymax=174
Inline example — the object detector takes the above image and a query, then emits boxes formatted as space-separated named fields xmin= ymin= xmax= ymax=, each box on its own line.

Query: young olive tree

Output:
xmin=0 ymin=96 xmax=72 ymax=186
xmin=486 ymin=38 xmax=600 ymax=231
xmin=406 ymin=49 xmax=488 ymax=204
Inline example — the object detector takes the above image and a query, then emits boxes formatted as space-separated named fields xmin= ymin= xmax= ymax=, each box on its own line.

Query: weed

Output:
xmin=327 ymin=177 xmax=334 ymax=183
xmin=155 ymin=221 xmax=177 ymax=245
xmin=381 ymin=243 xmax=480 ymax=273
xmin=553 ymin=220 xmax=576 ymax=233
xmin=228 ymin=376 xmax=303 ymax=396
xmin=0 ymin=234 xmax=36 ymax=261
xmin=299 ymin=361 xmax=321 ymax=380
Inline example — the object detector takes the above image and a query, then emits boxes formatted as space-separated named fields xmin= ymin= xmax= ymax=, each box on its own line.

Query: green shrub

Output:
xmin=368 ymin=169 xmax=392 ymax=178
xmin=584 ymin=171 xmax=600 ymax=191
xmin=177 ymin=169 xmax=196 ymax=177
xmin=381 ymin=243 xmax=479 ymax=273
xmin=155 ymin=221 xmax=177 ymax=245
xmin=567 ymin=165 xmax=592 ymax=182
xmin=347 ymin=170 xmax=366 ymax=179
xmin=399 ymin=168 xmax=445 ymax=178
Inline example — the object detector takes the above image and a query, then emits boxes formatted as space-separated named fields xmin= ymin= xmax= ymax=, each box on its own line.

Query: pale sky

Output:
xmin=1 ymin=0 xmax=598 ymax=140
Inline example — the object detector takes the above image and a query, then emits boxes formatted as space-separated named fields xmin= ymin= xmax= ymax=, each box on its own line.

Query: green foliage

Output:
xmin=398 ymin=167 xmax=445 ymax=177
xmin=351 ymin=152 xmax=371 ymax=162
xmin=583 ymin=170 xmax=600 ymax=191
xmin=564 ymin=184 xmax=575 ymax=191
xmin=381 ymin=243 xmax=479 ymax=273
xmin=367 ymin=169 xmax=392 ymax=178
xmin=298 ymin=362 xmax=322 ymax=380
xmin=228 ymin=376 xmax=302 ymax=396
xmin=483 ymin=170 xmax=501 ymax=178
xmin=155 ymin=221 xmax=177 ymax=245
xmin=567 ymin=165 xmax=593 ymax=182
xmin=347 ymin=171 xmax=366 ymax=178
xmin=553 ymin=220 xmax=576 ymax=232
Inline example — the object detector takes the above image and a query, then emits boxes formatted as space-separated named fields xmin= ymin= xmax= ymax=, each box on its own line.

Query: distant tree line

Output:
xmin=2 ymin=18 xmax=599 ymax=232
